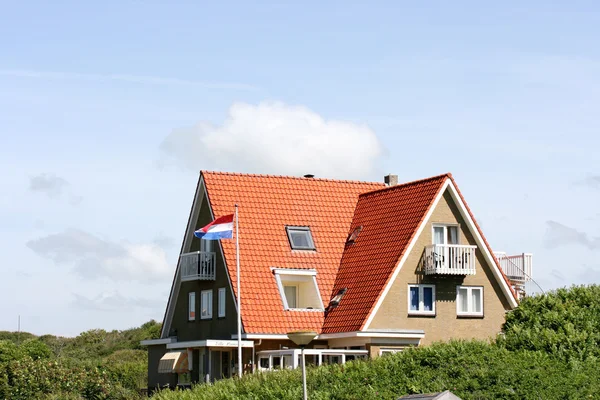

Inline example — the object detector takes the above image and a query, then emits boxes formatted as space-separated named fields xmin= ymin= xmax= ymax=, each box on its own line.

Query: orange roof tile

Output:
xmin=322 ymin=174 xmax=449 ymax=333
xmin=202 ymin=171 xmax=384 ymax=334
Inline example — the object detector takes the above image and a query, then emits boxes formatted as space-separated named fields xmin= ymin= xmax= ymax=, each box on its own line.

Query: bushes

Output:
xmin=499 ymin=284 xmax=600 ymax=362
xmin=152 ymin=341 xmax=600 ymax=400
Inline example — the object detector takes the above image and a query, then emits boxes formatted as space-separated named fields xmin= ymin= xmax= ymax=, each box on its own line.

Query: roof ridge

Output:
xmin=358 ymin=173 xmax=451 ymax=197
xmin=201 ymin=170 xmax=385 ymax=186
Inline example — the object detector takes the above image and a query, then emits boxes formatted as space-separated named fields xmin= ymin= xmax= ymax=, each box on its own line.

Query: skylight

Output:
xmin=286 ymin=226 xmax=316 ymax=250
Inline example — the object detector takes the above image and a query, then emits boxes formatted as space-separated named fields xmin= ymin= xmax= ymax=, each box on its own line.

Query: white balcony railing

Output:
xmin=494 ymin=252 xmax=532 ymax=283
xmin=180 ymin=251 xmax=216 ymax=281
xmin=423 ymin=244 xmax=477 ymax=275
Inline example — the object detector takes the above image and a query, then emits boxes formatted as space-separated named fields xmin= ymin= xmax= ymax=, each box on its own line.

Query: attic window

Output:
xmin=286 ymin=226 xmax=315 ymax=250
xmin=272 ymin=268 xmax=324 ymax=311
xmin=346 ymin=226 xmax=363 ymax=244
xmin=326 ymin=288 xmax=347 ymax=312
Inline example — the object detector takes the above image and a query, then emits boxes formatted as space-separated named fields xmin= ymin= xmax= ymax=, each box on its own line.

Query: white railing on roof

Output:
xmin=494 ymin=252 xmax=532 ymax=283
xmin=180 ymin=251 xmax=216 ymax=281
xmin=424 ymin=244 xmax=477 ymax=275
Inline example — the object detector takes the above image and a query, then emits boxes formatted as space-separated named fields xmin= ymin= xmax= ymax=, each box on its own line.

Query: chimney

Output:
xmin=384 ymin=174 xmax=398 ymax=186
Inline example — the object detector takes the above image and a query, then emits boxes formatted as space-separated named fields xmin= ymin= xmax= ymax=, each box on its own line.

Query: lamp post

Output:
xmin=287 ymin=330 xmax=317 ymax=400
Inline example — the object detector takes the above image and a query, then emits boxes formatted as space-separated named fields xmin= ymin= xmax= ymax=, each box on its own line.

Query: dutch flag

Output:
xmin=194 ymin=214 xmax=234 ymax=240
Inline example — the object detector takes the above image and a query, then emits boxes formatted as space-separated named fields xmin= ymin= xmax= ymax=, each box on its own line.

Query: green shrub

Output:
xmin=21 ymin=338 xmax=53 ymax=360
xmin=500 ymin=284 xmax=600 ymax=362
xmin=152 ymin=340 xmax=600 ymax=400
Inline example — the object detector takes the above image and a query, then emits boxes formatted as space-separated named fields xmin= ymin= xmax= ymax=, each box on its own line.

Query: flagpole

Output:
xmin=235 ymin=204 xmax=242 ymax=378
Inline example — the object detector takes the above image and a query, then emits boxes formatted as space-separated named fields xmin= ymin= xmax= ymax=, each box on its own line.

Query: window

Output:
xmin=188 ymin=292 xmax=196 ymax=321
xmin=457 ymin=286 xmax=483 ymax=316
xmin=177 ymin=372 xmax=191 ymax=386
xmin=218 ymin=287 xmax=226 ymax=318
xmin=433 ymin=224 xmax=459 ymax=245
xmin=283 ymin=285 xmax=297 ymax=308
xmin=408 ymin=284 xmax=435 ymax=315
xmin=273 ymin=268 xmax=324 ymax=310
xmin=201 ymin=290 xmax=213 ymax=319
xmin=286 ymin=226 xmax=316 ymax=250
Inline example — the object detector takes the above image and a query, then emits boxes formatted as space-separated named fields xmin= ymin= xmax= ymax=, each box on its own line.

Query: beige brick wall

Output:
xmin=368 ymin=190 xmax=512 ymax=345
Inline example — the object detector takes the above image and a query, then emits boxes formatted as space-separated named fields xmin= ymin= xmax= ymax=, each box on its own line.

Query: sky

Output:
xmin=1 ymin=1 xmax=599 ymax=336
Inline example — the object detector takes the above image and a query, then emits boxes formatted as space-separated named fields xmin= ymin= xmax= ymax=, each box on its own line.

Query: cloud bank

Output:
xmin=72 ymin=291 xmax=164 ymax=312
xmin=544 ymin=221 xmax=600 ymax=251
xmin=26 ymin=229 xmax=172 ymax=282
xmin=159 ymin=101 xmax=383 ymax=179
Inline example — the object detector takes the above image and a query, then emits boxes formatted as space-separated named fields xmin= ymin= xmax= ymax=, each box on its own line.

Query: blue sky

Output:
xmin=1 ymin=1 xmax=599 ymax=336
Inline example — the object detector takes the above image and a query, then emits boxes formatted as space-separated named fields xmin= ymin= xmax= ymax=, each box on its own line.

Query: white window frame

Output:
xmin=432 ymin=224 xmax=460 ymax=245
xmin=201 ymin=290 xmax=213 ymax=319
xmin=272 ymin=268 xmax=324 ymax=311
xmin=456 ymin=286 xmax=484 ymax=317
xmin=188 ymin=292 xmax=196 ymax=321
xmin=407 ymin=284 xmax=436 ymax=316
xmin=379 ymin=348 xmax=404 ymax=356
xmin=218 ymin=287 xmax=226 ymax=318
xmin=283 ymin=285 xmax=298 ymax=309
xmin=285 ymin=226 xmax=316 ymax=250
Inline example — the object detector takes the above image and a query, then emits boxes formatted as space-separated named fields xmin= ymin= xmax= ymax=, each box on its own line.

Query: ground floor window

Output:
xmin=177 ymin=372 xmax=191 ymax=386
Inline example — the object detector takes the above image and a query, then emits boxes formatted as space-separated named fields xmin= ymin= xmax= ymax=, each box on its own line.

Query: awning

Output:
xmin=158 ymin=350 xmax=189 ymax=374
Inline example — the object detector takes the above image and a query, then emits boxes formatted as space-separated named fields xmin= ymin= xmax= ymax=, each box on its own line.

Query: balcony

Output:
xmin=423 ymin=244 xmax=477 ymax=275
xmin=180 ymin=251 xmax=216 ymax=281
xmin=494 ymin=252 xmax=532 ymax=283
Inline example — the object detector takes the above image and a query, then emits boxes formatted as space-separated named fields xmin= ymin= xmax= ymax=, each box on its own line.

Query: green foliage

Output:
xmin=154 ymin=341 xmax=600 ymax=400
xmin=0 ymin=340 xmax=24 ymax=363
xmin=21 ymin=338 xmax=53 ymax=360
xmin=0 ymin=320 xmax=160 ymax=399
xmin=499 ymin=284 xmax=600 ymax=362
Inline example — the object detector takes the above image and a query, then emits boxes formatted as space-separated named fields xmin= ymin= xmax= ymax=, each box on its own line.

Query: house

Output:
xmin=141 ymin=171 xmax=533 ymax=389
xmin=397 ymin=391 xmax=462 ymax=400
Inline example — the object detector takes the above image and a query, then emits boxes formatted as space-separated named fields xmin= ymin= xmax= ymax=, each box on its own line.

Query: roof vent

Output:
xmin=303 ymin=174 xmax=315 ymax=178
xmin=384 ymin=174 xmax=398 ymax=186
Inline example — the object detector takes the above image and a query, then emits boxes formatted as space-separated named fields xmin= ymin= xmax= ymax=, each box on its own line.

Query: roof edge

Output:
xmin=201 ymin=170 xmax=384 ymax=187
xmin=358 ymin=173 xmax=452 ymax=198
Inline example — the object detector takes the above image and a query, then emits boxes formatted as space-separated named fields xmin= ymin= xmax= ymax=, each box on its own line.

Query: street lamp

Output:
xmin=287 ymin=330 xmax=317 ymax=400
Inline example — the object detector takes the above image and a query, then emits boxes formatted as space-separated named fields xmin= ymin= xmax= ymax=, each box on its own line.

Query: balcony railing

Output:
xmin=180 ymin=251 xmax=216 ymax=281
xmin=423 ymin=244 xmax=477 ymax=275
xmin=494 ymin=252 xmax=532 ymax=283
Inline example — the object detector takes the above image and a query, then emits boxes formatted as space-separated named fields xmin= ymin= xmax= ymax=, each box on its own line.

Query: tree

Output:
xmin=499 ymin=284 xmax=600 ymax=361
xmin=20 ymin=339 xmax=52 ymax=360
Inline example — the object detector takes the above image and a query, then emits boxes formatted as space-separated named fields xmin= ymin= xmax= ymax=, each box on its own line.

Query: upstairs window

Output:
xmin=201 ymin=290 xmax=212 ymax=319
xmin=408 ymin=284 xmax=435 ymax=315
xmin=433 ymin=225 xmax=459 ymax=245
xmin=218 ymin=287 xmax=226 ymax=318
xmin=286 ymin=226 xmax=316 ymax=250
xmin=273 ymin=268 xmax=324 ymax=310
xmin=188 ymin=292 xmax=196 ymax=321
xmin=457 ymin=286 xmax=483 ymax=316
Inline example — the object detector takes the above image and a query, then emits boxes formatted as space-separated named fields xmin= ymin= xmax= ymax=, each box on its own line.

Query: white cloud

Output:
xmin=72 ymin=291 xmax=164 ymax=312
xmin=544 ymin=221 xmax=600 ymax=251
xmin=159 ymin=101 xmax=383 ymax=179
xmin=29 ymin=173 xmax=69 ymax=198
xmin=26 ymin=229 xmax=172 ymax=282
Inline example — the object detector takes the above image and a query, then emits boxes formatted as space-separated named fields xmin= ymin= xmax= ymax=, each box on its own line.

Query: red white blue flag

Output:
xmin=194 ymin=214 xmax=234 ymax=240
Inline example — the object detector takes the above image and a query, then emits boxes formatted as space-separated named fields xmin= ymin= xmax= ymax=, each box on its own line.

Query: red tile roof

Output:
xmin=202 ymin=171 xmax=384 ymax=334
xmin=201 ymin=171 xmax=517 ymax=335
xmin=322 ymin=174 xmax=449 ymax=333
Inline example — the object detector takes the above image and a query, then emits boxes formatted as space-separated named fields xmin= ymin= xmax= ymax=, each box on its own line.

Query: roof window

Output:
xmin=346 ymin=226 xmax=363 ymax=244
xmin=272 ymin=268 xmax=324 ymax=311
xmin=286 ymin=226 xmax=316 ymax=250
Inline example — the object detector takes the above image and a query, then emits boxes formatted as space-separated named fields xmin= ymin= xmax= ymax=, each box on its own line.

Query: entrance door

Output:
xmin=221 ymin=351 xmax=231 ymax=378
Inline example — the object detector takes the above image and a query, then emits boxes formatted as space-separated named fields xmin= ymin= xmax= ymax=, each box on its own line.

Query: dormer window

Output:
xmin=273 ymin=268 xmax=324 ymax=311
xmin=286 ymin=226 xmax=316 ymax=250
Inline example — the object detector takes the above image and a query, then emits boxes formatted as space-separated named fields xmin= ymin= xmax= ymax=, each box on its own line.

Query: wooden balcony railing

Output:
xmin=180 ymin=251 xmax=216 ymax=281
xmin=423 ymin=244 xmax=477 ymax=275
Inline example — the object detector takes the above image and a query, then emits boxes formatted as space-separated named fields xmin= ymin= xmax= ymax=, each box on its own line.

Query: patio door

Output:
xmin=433 ymin=225 xmax=459 ymax=268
